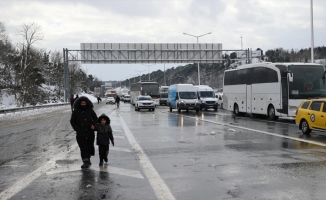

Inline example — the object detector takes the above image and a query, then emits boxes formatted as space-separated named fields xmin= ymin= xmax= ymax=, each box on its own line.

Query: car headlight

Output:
xmin=195 ymin=100 xmax=198 ymax=104
xmin=180 ymin=100 xmax=185 ymax=104
xmin=289 ymin=106 xmax=297 ymax=111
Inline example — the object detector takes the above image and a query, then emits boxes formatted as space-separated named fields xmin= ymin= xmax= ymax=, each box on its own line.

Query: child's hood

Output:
xmin=98 ymin=113 xmax=110 ymax=125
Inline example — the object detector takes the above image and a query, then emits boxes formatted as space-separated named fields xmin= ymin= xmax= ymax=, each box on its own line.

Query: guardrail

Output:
xmin=0 ymin=103 xmax=70 ymax=114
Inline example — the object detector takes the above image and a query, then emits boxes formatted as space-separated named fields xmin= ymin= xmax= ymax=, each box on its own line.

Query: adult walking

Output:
xmin=70 ymin=96 xmax=98 ymax=169
xmin=115 ymin=95 xmax=120 ymax=108
xmin=97 ymin=96 xmax=101 ymax=104
xmin=70 ymin=95 xmax=75 ymax=112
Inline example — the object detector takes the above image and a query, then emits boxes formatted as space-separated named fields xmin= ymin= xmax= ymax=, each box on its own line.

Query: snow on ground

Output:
xmin=0 ymin=104 xmax=71 ymax=123
xmin=0 ymin=92 xmax=16 ymax=109
xmin=0 ymin=92 xmax=97 ymax=123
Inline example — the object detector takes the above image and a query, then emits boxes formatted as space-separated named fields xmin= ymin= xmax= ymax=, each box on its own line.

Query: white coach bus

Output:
xmin=223 ymin=62 xmax=326 ymax=120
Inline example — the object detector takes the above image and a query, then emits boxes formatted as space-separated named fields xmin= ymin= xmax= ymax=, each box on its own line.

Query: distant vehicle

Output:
xmin=295 ymin=98 xmax=326 ymax=134
xmin=194 ymin=85 xmax=218 ymax=111
xmin=130 ymin=82 xmax=160 ymax=106
xmin=105 ymin=90 xmax=117 ymax=98
xmin=168 ymin=84 xmax=200 ymax=113
xmin=159 ymin=86 xmax=169 ymax=106
xmin=135 ymin=95 xmax=155 ymax=111
xmin=223 ymin=62 xmax=326 ymax=120
xmin=215 ymin=92 xmax=223 ymax=108
xmin=106 ymin=97 xmax=115 ymax=104
xmin=121 ymin=93 xmax=129 ymax=101
xmin=124 ymin=95 xmax=130 ymax=103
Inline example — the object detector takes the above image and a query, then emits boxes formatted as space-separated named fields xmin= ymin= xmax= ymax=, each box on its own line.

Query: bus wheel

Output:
xmin=234 ymin=104 xmax=240 ymax=116
xmin=300 ymin=119 xmax=311 ymax=134
xmin=268 ymin=105 xmax=278 ymax=120
xmin=170 ymin=107 xmax=172 ymax=112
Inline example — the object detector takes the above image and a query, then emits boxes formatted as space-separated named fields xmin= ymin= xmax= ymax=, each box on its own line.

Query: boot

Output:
xmin=99 ymin=158 xmax=104 ymax=166
xmin=81 ymin=158 xmax=90 ymax=169
xmin=104 ymin=157 xmax=108 ymax=163
xmin=81 ymin=162 xmax=90 ymax=169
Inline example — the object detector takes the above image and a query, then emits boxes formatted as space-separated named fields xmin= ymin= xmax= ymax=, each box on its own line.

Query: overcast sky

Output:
xmin=1 ymin=0 xmax=325 ymax=81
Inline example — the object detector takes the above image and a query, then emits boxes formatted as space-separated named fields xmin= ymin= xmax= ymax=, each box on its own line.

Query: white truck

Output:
xmin=194 ymin=85 xmax=218 ymax=111
xmin=159 ymin=86 xmax=169 ymax=106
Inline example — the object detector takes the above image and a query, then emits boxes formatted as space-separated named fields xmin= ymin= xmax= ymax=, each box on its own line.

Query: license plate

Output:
xmin=188 ymin=107 xmax=193 ymax=109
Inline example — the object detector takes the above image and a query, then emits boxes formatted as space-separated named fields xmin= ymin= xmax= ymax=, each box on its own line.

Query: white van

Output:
xmin=168 ymin=84 xmax=200 ymax=113
xmin=194 ymin=85 xmax=218 ymax=111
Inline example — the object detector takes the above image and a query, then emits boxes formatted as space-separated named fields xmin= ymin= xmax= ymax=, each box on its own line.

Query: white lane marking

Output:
xmin=0 ymin=143 xmax=79 ymax=200
xmin=176 ymin=113 xmax=326 ymax=148
xmin=46 ymin=165 xmax=144 ymax=179
xmin=114 ymin=135 xmax=125 ymax=139
xmin=119 ymin=114 xmax=176 ymax=200
xmin=110 ymin=146 xmax=131 ymax=152
xmin=113 ymin=129 xmax=123 ymax=132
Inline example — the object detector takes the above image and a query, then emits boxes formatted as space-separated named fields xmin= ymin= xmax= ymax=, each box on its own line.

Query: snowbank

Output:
xmin=0 ymin=92 xmax=16 ymax=109
xmin=0 ymin=105 xmax=70 ymax=123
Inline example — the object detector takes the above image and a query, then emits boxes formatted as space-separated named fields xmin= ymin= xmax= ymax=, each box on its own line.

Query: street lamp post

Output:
xmin=183 ymin=32 xmax=211 ymax=85
xmin=141 ymin=64 xmax=155 ymax=81
xmin=135 ymin=70 xmax=146 ymax=82
xmin=129 ymin=74 xmax=137 ymax=83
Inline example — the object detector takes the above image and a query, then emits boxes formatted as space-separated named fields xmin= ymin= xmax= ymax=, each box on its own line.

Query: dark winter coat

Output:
xmin=115 ymin=96 xmax=120 ymax=103
xmin=96 ymin=114 xmax=114 ymax=145
xmin=70 ymin=96 xmax=98 ymax=137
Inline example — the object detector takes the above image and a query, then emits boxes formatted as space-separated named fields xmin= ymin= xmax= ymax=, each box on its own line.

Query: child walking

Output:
xmin=96 ymin=113 xmax=114 ymax=166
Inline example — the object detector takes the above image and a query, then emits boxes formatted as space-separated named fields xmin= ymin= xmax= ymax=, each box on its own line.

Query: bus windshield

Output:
xmin=179 ymin=92 xmax=197 ymax=99
xmin=142 ymin=84 xmax=159 ymax=96
xmin=160 ymin=93 xmax=168 ymax=98
xmin=289 ymin=65 xmax=326 ymax=99
xmin=199 ymin=91 xmax=215 ymax=98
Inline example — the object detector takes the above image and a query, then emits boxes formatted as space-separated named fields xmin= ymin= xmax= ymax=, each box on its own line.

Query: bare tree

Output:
xmin=16 ymin=22 xmax=44 ymax=106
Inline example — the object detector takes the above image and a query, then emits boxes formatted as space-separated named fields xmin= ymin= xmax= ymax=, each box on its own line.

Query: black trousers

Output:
xmin=98 ymin=144 xmax=109 ymax=160
xmin=76 ymin=135 xmax=95 ymax=161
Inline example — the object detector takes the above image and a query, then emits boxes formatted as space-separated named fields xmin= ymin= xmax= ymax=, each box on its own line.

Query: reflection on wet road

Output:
xmin=1 ymin=103 xmax=326 ymax=199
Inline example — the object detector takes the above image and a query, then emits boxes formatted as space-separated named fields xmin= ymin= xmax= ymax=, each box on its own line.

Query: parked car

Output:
xmin=135 ymin=95 xmax=155 ymax=111
xmin=106 ymin=97 xmax=115 ymax=104
xmin=124 ymin=95 xmax=130 ymax=103
xmin=295 ymin=98 xmax=326 ymax=134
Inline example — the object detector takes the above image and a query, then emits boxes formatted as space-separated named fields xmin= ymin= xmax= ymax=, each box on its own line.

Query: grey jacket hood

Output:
xmin=97 ymin=113 xmax=110 ymax=125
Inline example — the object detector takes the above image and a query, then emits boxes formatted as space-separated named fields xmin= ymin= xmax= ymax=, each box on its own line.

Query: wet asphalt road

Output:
xmin=1 ymin=102 xmax=326 ymax=200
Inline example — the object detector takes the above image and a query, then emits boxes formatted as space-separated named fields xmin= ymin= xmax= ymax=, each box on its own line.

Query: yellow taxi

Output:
xmin=295 ymin=98 xmax=326 ymax=134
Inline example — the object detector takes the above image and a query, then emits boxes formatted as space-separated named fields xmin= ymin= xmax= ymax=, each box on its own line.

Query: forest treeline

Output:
xmin=0 ymin=22 xmax=100 ymax=106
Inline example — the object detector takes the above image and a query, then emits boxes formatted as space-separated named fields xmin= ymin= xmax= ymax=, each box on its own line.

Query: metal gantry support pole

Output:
xmin=66 ymin=49 xmax=70 ymax=101
xmin=63 ymin=48 xmax=67 ymax=102
xmin=63 ymin=48 xmax=70 ymax=102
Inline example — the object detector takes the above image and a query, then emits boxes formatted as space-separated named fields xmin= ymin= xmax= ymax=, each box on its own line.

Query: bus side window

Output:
xmin=267 ymin=69 xmax=278 ymax=83
xmin=241 ymin=69 xmax=250 ymax=85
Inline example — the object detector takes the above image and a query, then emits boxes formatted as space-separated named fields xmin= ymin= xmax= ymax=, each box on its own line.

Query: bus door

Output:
xmin=246 ymin=85 xmax=252 ymax=113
